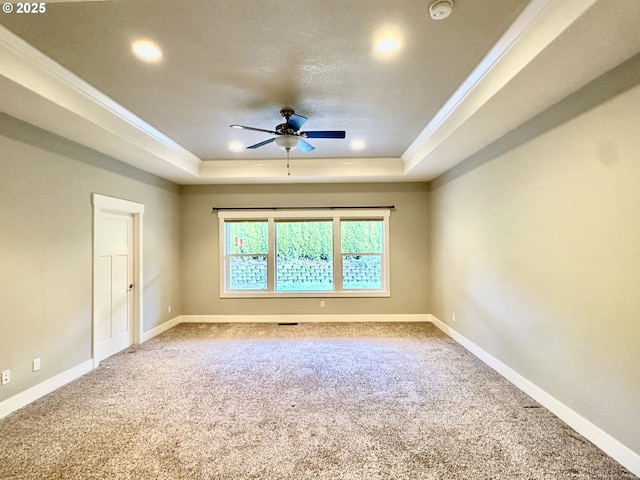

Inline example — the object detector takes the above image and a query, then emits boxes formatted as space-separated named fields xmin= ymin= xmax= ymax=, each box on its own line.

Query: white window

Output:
xmin=218 ymin=209 xmax=390 ymax=297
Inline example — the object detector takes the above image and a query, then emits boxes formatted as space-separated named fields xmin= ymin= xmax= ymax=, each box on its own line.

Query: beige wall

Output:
xmin=0 ymin=114 xmax=182 ymax=402
xmin=429 ymin=79 xmax=640 ymax=453
xmin=180 ymin=182 xmax=430 ymax=316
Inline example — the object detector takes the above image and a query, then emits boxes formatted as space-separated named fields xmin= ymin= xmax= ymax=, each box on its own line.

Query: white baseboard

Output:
xmin=0 ymin=359 xmax=93 ymax=420
xmin=0 ymin=316 xmax=182 ymax=419
xmin=429 ymin=314 xmax=640 ymax=477
xmin=140 ymin=315 xmax=182 ymax=342
xmin=179 ymin=313 xmax=430 ymax=324
xmin=6 ymin=313 xmax=636 ymax=477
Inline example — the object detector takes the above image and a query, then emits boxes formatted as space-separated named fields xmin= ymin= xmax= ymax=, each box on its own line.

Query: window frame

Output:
xmin=218 ymin=209 xmax=390 ymax=298
xmin=224 ymin=219 xmax=269 ymax=292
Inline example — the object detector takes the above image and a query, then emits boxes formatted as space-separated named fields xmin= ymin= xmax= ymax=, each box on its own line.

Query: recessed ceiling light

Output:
xmin=350 ymin=139 xmax=366 ymax=151
xmin=228 ymin=141 xmax=244 ymax=153
xmin=373 ymin=26 xmax=403 ymax=58
xmin=375 ymin=37 xmax=401 ymax=54
xmin=131 ymin=40 xmax=162 ymax=63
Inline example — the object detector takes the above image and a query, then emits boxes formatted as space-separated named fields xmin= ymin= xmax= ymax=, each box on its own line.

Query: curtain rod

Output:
xmin=212 ymin=205 xmax=394 ymax=212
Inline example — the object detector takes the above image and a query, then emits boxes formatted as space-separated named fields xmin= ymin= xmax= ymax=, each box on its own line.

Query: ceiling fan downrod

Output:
xmin=280 ymin=108 xmax=295 ymax=121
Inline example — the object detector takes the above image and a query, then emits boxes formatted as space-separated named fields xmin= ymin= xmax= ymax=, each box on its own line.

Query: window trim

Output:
xmin=218 ymin=209 xmax=390 ymax=298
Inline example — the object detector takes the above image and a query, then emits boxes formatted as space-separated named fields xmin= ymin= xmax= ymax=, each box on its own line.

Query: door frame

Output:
xmin=92 ymin=193 xmax=144 ymax=368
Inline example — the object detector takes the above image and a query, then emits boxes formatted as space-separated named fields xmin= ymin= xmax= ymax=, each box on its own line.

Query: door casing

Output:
xmin=92 ymin=193 xmax=144 ymax=367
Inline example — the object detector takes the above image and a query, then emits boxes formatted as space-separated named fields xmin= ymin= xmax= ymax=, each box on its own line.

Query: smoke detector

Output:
xmin=429 ymin=0 xmax=453 ymax=20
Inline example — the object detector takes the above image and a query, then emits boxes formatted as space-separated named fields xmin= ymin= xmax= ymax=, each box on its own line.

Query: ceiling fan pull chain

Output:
xmin=286 ymin=147 xmax=291 ymax=176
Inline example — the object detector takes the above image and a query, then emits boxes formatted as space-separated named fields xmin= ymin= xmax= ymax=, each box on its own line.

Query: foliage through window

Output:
xmin=218 ymin=209 xmax=390 ymax=297
xmin=276 ymin=220 xmax=334 ymax=292
xmin=225 ymin=221 xmax=268 ymax=290
xmin=341 ymin=220 xmax=383 ymax=290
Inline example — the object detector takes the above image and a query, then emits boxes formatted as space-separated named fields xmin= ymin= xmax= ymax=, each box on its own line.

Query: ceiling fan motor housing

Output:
xmin=276 ymin=123 xmax=297 ymax=135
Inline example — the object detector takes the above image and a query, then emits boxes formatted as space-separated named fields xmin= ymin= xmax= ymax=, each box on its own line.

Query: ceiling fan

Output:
xmin=230 ymin=109 xmax=346 ymax=152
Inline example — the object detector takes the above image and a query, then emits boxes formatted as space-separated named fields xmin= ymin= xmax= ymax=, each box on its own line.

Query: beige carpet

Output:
xmin=0 ymin=322 xmax=636 ymax=479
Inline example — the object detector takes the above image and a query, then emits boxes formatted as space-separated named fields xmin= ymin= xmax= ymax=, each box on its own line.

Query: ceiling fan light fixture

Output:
xmin=275 ymin=135 xmax=300 ymax=150
xmin=429 ymin=0 xmax=453 ymax=20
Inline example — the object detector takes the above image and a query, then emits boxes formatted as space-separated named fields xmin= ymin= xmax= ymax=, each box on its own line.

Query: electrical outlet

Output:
xmin=33 ymin=358 xmax=41 ymax=372
xmin=452 ymin=313 xmax=456 ymax=322
xmin=1 ymin=369 xmax=10 ymax=385
xmin=167 ymin=305 xmax=172 ymax=314
xmin=320 ymin=301 xmax=325 ymax=308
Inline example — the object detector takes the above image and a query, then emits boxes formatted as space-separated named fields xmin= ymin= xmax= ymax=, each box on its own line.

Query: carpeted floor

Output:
xmin=0 ymin=322 xmax=636 ymax=479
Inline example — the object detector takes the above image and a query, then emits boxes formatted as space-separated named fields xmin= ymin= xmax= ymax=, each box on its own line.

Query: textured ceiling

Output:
xmin=1 ymin=0 xmax=639 ymax=183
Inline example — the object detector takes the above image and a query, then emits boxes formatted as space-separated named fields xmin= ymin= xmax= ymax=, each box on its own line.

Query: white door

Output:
xmin=95 ymin=211 xmax=134 ymax=362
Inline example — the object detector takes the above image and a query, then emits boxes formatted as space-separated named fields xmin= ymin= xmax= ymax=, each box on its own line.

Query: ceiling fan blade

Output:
xmin=230 ymin=125 xmax=278 ymax=135
xmin=247 ymin=138 xmax=276 ymax=149
xmin=286 ymin=114 xmax=308 ymax=131
xmin=297 ymin=138 xmax=315 ymax=153
xmin=301 ymin=130 xmax=346 ymax=139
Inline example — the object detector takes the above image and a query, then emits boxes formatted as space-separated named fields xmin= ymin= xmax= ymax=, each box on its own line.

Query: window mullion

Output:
xmin=333 ymin=216 xmax=342 ymax=292
xmin=267 ymin=217 xmax=275 ymax=292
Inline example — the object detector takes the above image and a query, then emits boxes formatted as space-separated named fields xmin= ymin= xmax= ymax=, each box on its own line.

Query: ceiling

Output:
xmin=1 ymin=0 xmax=639 ymax=184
